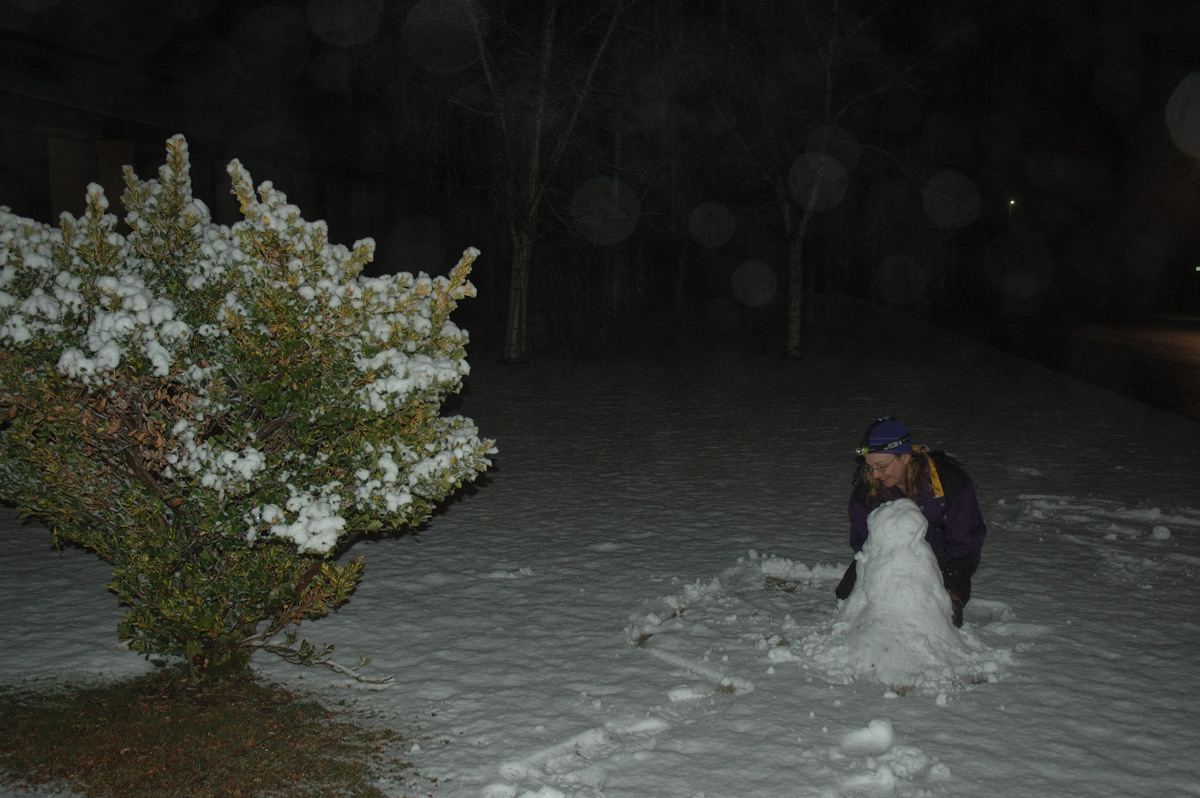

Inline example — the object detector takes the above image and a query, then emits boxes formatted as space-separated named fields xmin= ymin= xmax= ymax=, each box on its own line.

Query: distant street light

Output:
xmin=1008 ymin=198 xmax=1016 ymax=218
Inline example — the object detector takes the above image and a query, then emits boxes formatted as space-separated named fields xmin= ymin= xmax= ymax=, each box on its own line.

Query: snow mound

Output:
xmin=799 ymin=499 xmax=1010 ymax=690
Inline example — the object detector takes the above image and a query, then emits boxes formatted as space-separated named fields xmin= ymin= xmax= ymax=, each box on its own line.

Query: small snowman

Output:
xmin=832 ymin=498 xmax=966 ymax=685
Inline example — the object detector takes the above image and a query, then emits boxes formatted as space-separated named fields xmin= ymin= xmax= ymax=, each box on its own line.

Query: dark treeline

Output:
xmin=347 ymin=0 xmax=1200 ymax=362
xmin=2 ymin=0 xmax=1198 ymax=362
xmin=351 ymin=0 xmax=1000 ymax=361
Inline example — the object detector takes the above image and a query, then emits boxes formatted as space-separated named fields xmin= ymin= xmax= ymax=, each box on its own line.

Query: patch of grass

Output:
xmin=762 ymin=576 xmax=799 ymax=593
xmin=0 ymin=668 xmax=415 ymax=798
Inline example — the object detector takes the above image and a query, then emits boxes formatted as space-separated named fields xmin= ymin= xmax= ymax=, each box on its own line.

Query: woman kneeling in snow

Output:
xmin=835 ymin=417 xmax=987 ymax=627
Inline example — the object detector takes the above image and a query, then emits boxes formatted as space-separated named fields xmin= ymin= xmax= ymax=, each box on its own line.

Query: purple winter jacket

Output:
xmin=848 ymin=450 xmax=987 ymax=571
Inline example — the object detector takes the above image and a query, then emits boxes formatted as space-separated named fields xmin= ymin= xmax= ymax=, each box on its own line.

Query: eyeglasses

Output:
xmin=864 ymin=457 xmax=897 ymax=475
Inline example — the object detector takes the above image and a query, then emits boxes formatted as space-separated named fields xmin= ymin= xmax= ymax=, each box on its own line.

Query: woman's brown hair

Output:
xmin=862 ymin=448 xmax=934 ymax=507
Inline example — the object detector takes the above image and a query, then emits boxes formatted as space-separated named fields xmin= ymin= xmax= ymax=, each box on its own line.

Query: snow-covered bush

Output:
xmin=0 ymin=135 xmax=495 ymax=681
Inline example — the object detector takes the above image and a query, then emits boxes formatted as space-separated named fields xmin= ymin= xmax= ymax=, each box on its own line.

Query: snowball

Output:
xmin=838 ymin=764 xmax=896 ymax=796
xmin=839 ymin=718 xmax=894 ymax=756
xmin=1151 ymin=525 xmax=1171 ymax=540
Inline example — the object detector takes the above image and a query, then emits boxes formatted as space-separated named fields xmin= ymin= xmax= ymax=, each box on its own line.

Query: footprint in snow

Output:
xmin=496 ymin=716 xmax=668 ymax=790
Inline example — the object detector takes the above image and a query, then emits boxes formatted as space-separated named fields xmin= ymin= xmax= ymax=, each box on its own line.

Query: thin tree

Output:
xmin=711 ymin=0 xmax=975 ymax=357
xmin=463 ymin=0 xmax=632 ymax=363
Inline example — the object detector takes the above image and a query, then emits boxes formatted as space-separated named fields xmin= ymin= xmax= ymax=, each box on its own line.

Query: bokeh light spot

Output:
xmin=403 ymin=0 xmax=484 ymax=75
xmin=788 ymin=152 xmax=848 ymax=211
xmin=570 ymin=176 xmax=641 ymax=246
xmin=730 ymin=260 xmax=777 ymax=308
xmin=806 ymin=125 xmax=860 ymax=171
xmin=922 ymin=170 xmax=980 ymax=229
xmin=984 ymin=227 xmax=1053 ymax=300
xmin=1167 ymin=72 xmax=1200 ymax=158
xmin=688 ymin=201 xmax=736 ymax=249
xmin=307 ymin=0 xmax=382 ymax=46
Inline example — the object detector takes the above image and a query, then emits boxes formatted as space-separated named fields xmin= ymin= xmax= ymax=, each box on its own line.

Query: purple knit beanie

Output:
xmin=856 ymin=417 xmax=913 ymax=456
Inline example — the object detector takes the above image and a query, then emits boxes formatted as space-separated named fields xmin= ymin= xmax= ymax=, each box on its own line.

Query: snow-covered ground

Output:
xmin=3 ymin=304 xmax=1200 ymax=798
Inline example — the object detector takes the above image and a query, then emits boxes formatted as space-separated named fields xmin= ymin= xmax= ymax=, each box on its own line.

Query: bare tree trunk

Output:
xmin=786 ymin=229 xmax=804 ymax=358
xmin=785 ymin=183 xmax=818 ymax=358
xmin=503 ymin=227 xmax=534 ymax=362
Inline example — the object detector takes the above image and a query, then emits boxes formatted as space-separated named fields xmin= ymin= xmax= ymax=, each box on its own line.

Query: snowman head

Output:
xmin=866 ymin=499 xmax=928 ymax=551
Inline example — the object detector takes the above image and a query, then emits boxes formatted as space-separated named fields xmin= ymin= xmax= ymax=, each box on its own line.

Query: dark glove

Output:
xmin=939 ymin=556 xmax=974 ymax=605
xmin=835 ymin=560 xmax=857 ymax=600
